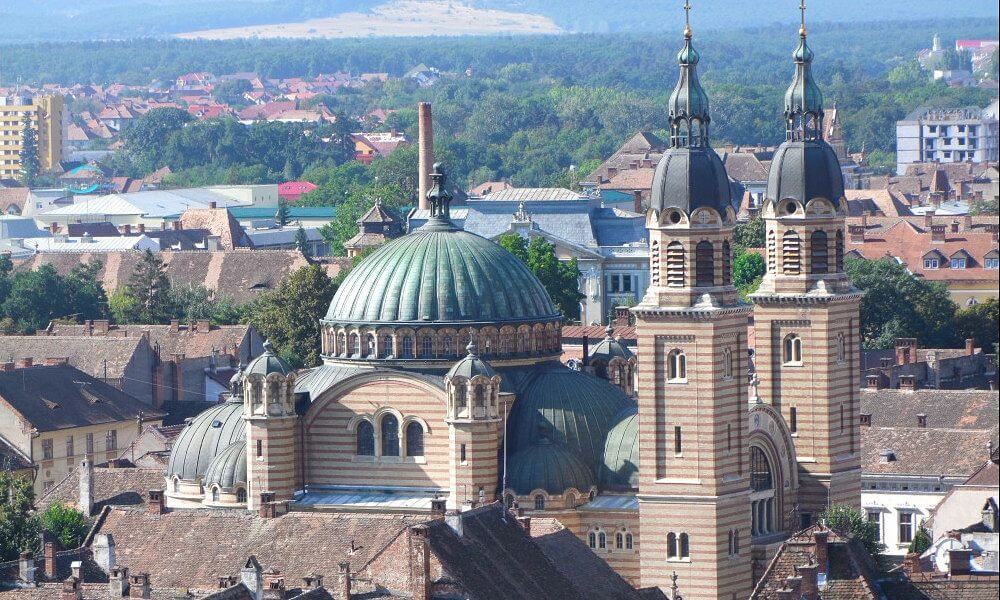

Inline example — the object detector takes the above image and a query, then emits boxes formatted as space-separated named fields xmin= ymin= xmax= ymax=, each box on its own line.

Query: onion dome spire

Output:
xmin=667 ymin=1 xmax=710 ymax=149
xmin=784 ymin=0 xmax=824 ymax=141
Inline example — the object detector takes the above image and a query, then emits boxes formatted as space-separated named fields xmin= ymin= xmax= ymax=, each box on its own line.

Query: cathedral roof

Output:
xmin=166 ymin=399 xmax=246 ymax=481
xmin=765 ymin=139 xmax=845 ymax=203
xmin=600 ymin=406 xmax=639 ymax=491
xmin=588 ymin=326 xmax=635 ymax=363
xmin=202 ymin=440 xmax=247 ymax=491
xmin=244 ymin=340 xmax=292 ymax=377
xmin=446 ymin=341 xmax=497 ymax=380
xmin=506 ymin=440 xmax=595 ymax=496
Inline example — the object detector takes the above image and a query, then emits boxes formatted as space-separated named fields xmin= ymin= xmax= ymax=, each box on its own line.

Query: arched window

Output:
xmin=172 ymin=477 xmax=179 ymax=493
xmin=665 ymin=242 xmax=685 ymax=287
xmin=625 ymin=532 xmax=633 ymax=550
xmin=442 ymin=335 xmax=454 ymax=357
xmin=835 ymin=229 xmax=844 ymax=272
xmin=211 ymin=487 xmax=220 ymax=502
xmin=783 ymin=334 xmax=802 ymax=364
xmin=782 ymin=231 xmax=801 ymax=275
xmin=733 ymin=529 xmax=740 ymax=554
xmin=534 ymin=495 xmax=545 ymax=510
xmin=750 ymin=447 xmax=773 ymax=492
xmin=750 ymin=447 xmax=777 ymax=538
xmin=728 ymin=530 xmax=734 ymax=555
xmin=667 ymin=349 xmax=686 ymax=381
xmin=337 ymin=333 xmax=346 ymax=356
xmin=667 ymin=533 xmax=677 ymax=559
xmin=381 ymin=335 xmax=393 ymax=358
xmin=401 ymin=336 xmax=414 ymax=359
xmin=474 ymin=385 xmax=486 ymax=407
xmin=381 ymin=415 xmax=399 ymax=457
xmin=616 ymin=532 xmax=624 ymax=550
xmin=809 ymin=230 xmax=829 ymax=274
xmin=236 ymin=488 xmax=247 ymax=503
xmin=598 ymin=531 xmax=607 ymax=549
xmin=366 ymin=334 xmax=376 ymax=357
xmin=695 ymin=240 xmax=715 ymax=287
xmin=679 ymin=533 xmax=689 ymax=558
xmin=405 ymin=422 xmax=424 ymax=457
xmin=356 ymin=421 xmax=375 ymax=456
xmin=722 ymin=240 xmax=732 ymax=286
xmin=588 ymin=531 xmax=597 ymax=548
xmin=268 ymin=379 xmax=280 ymax=402
xmin=349 ymin=333 xmax=360 ymax=357
xmin=419 ymin=335 xmax=433 ymax=358
xmin=454 ymin=382 xmax=467 ymax=409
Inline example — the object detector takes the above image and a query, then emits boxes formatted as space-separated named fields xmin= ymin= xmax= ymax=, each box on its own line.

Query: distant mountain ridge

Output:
xmin=1 ymin=0 xmax=997 ymax=43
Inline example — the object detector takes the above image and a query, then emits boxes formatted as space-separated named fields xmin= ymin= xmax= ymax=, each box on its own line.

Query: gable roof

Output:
xmin=35 ymin=465 xmax=166 ymax=513
xmin=44 ymin=322 xmax=254 ymax=360
xmin=0 ymin=335 xmax=149 ymax=381
xmin=178 ymin=208 xmax=252 ymax=249
xmin=0 ymin=365 xmax=164 ymax=432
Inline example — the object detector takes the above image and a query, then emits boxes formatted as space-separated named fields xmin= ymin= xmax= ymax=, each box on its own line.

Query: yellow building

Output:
xmin=0 ymin=94 xmax=64 ymax=181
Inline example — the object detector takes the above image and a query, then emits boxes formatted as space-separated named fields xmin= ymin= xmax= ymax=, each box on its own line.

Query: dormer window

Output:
xmin=923 ymin=257 xmax=939 ymax=269
xmin=950 ymin=254 xmax=968 ymax=269
xmin=984 ymin=251 xmax=998 ymax=269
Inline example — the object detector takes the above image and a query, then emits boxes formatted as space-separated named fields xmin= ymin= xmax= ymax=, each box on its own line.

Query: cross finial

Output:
xmin=683 ymin=0 xmax=692 ymax=38
xmin=799 ymin=0 xmax=807 ymax=37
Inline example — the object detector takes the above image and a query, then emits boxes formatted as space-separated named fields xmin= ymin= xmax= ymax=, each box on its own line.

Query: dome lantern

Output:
xmin=445 ymin=339 xmax=501 ymax=421
xmin=783 ymin=0 xmax=824 ymax=143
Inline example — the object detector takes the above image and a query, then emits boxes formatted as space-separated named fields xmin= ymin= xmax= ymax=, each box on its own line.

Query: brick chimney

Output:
xmin=258 ymin=492 xmax=277 ymax=518
xmin=137 ymin=223 xmax=145 ymax=234
xmin=93 ymin=320 xmax=110 ymax=335
xmin=43 ymin=357 xmax=69 ymax=366
xmin=62 ymin=577 xmax=83 ymax=600
xmin=813 ymin=530 xmax=829 ymax=575
xmin=128 ymin=573 xmax=151 ymax=598
xmin=122 ymin=224 xmax=132 ymax=235
xmin=43 ymin=541 xmax=57 ymax=580
xmin=798 ymin=563 xmax=819 ymax=600
xmin=965 ymin=338 xmax=976 ymax=355
xmin=948 ymin=549 xmax=972 ymax=576
xmin=303 ymin=573 xmax=324 ymax=591
xmin=147 ymin=489 xmax=165 ymax=515
xmin=923 ymin=211 xmax=935 ymax=228
xmin=895 ymin=338 xmax=917 ymax=365
xmin=866 ymin=374 xmax=884 ymax=389
xmin=195 ymin=319 xmax=211 ymax=333
xmin=898 ymin=375 xmax=916 ymax=391
xmin=169 ymin=319 xmax=180 ymax=333
xmin=79 ymin=458 xmax=94 ymax=517
xmin=109 ymin=566 xmax=129 ymax=597
xmin=417 ymin=102 xmax=434 ymax=210
xmin=409 ymin=525 xmax=431 ymax=600
xmin=172 ymin=220 xmax=182 ymax=231
xmin=262 ymin=570 xmax=286 ymax=600
xmin=430 ymin=498 xmax=446 ymax=517
xmin=917 ymin=413 xmax=927 ymax=428
xmin=336 ymin=564 xmax=351 ymax=600
xmin=848 ymin=224 xmax=865 ymax=243
xmin=860 ymin=413 xmax=872 ymax=427
xmin=607 ymin=166 xmax=618 ymax=179
xmin=633 ymin=189 xmax=643 ymax=213
xmin=50 ymin=222 xmax=59 ymax=234
xmin=15 ymin=357 xmax=33 ymax=368
xmin=902 ymin=552 xmax=922 ymax=576
xmin=930 ymin=224 xmax=946 ymax=242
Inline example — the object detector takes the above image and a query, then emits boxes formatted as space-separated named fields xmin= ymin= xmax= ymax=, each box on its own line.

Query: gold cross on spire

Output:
xmin=799 ymin=0 xmax=807 ymax=36
xmin=683 ymin=0 xmax=692 ymax=38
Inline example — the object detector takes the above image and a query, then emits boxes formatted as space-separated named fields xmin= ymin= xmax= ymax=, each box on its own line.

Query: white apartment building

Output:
xmin=896 ymin=103 xmax=1000 ymax=175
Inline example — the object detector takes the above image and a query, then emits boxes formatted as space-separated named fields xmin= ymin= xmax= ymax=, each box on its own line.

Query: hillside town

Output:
xmin=1 ymin=3 xmax=999 ymax=600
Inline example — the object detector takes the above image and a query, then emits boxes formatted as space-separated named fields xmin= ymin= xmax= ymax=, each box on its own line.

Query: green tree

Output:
xmin=955 ymin=299 xmax=999 ymax=351
xmin=18 ymin=113 xmax=40 ymax=187
xmin=320 ymin=181 xmax=405 ymax=256
xmin=820 ymin=504 xmax=885 ymax=566
xmin=117 ymin=107 xmax=193 ymax=176
xmin=64 ymin=260 xmax=108 ymax=321
xmin=498 ymin=234 xmax=584 ymax=321
xmin=732 ymin=217 xmax=765 ymax=250
xmin=108 ymin=288 xmax=140 ymax=324
xmin=294 ymin=225 xmax=311 ymax=258
xmin=244 ymin=264 xmax=336 ymax=367
xmin=275 ymin=199 xmax=290 ymax=227
xmin=732 ymin=250 xmax=766 ymax=296
xmin=0 ymin=471 xmax=38 ymax=562
xmin=125 ymin=250 xmax=172 ymax=324
xmin=38 ymin=502 xmax=88 ymax=550
xmin=0 ymin=264 xmax=69 ymax=333
xmin=908 ymin=527 xmax=932 ymax=555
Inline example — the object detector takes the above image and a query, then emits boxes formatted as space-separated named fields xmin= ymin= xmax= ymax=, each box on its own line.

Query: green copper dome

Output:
xmin=245 ymin=340 xmax=292 ymax=377
xmin=507 ymin=440 xmax=595 ymax=496
xmin=600 ymin=407 xmax=639 ymax=491
xmin=167 ymin=399 xmax=246 ymax=481
xmin=325 ymin=221 xmax=559 ymax=325
xmin=203 ymin=440 xmax=246 ymax=491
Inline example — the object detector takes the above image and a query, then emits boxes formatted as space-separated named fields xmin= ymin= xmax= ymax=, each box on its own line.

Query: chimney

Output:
xmin=902 ymin=552 xmax=922 ymax=576
xmin=895 ymin=338 xmax=917 ymax=365
xmin=50 ymin=222 xmax=59 ymax=234
xmin=262 ymin=571 xmax=286 ymax=600
xmin=965 ymin=338 xmax=975 ymax=355
xmin=258 ymin=492 xmax=276 ymax=518
xmin=206 ymin=235 xmax=221 ymax=251
xmin=70 ymin=560 xmax=82 ymax=581
xmin=196 ymin=319 xmax=211 ymax=333
xmin=15 ymin=357 xmax=33 ymax=368
xmin=930 ymin=224 xmax=946 ymax=242
xmin=917 ymin=413 xmax=927 ymax=428
xmin=241 ymin=558 xmax=263 ymax=600
xmin=924 ymin=211 xmax=934 ymax=228
xmin=109 ymin=566 xmax=129 ymax=597
xmin=336 ymin=563 xmax=350 ymax=600
xmin=62 ymin=577 xmax=83 ymax=600
xmin=866 ymin=374 xmax=884 ymax=390
xmin=128 ymin=573 xmax=151 ymax=598
xmin=798 ymin=563 xmax=819 ymax=600
xmin=147 ymin=489 xmax=165 ymax=514
xmin=43 ymin=357 xmax=69 ymax=366
xmin=122 ymin=224 xmax=132 ymax=235
xmin=783 ymin=575 xmax=802 ymax=597
xmin=209 ymin=201 xmax=217 ymax=209
xmin=848 ymin=224 xmax=865 ymax=243
xmin=860 ymin=413 xmax=872 ymax=427
xmin=517 ymin=514 xmax=531 ymax=537
xmin=948 ymin=549 xmax=972 ymax=576
xmin=614 ymin=306 xmax=630 ymax=326
xmin=633 ymin=189 xmax=643 ymax=213
xmin=44 ymin=541 xmax=57 ymax=580
xmin=417 ymin=102 xmax=434 ymax=210
xmin=137 ymin=223 xmax=145 ymax=234
xmin=172 ymin=220 xmax=183 ymax=231
xmin=607 ymin=167 xmax=618 ymax=179
xmin=93 ymin=533 xmax=116 ymax=572
xmin=18 ymin=551 xmax=35 ymax=585
xmin=410 ymin=526 xmax=431 ymax=600
xmin=303 ymin=573 xmax=324 ymax=591
xmin=1 ymin=362 xmax=14 ymax=372
xmin=169 ymin=319 xmax=180 ymax=333
xmin=898 ymin=375 xmax=916 ymax=391
xmin=430 ymin=498 xmax=446 ymax=516
xmin=93 ymin=320 xmax=110 ymax=335
xmin=582 ymin=334 xmax=589 ymax=367
xmin=79 ymin=458 xmax=94 ymax=517
xmin=813 ymin=530 xmax=829 ymax=575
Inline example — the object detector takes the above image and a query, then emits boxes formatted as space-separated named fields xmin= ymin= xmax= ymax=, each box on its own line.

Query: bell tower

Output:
xmin=634 ymin=4 xmax=752 ymax=599
xmin=751 ymin=1 xmax=862 ymax=523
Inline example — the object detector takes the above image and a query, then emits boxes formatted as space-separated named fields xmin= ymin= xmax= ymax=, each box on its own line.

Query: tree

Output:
xmin=820 ymin=504 xmax=885 ymax=566
xmin=275 ymin=199 xmax=290 ymax=227
xmin=0 ymin=264 xmax=69 ymax=333
xmin=18 ymin=113 xmax=40 ymax=187
xmin=244 ymin=264 xmax=336 ymax=368
xmin=908 ymin=528 xmax=932 ymax=555
xmin=64 ymin=260 xmax=108 ymax=321
xmin=732 ymin=250 xmax=766 ymax=296
xmin=498 ymin=234 xmax=584 ymax=321
xmin=108 ymin=289 xmax=140 ymax=324
xmin=294 ymin=225 xmax=311 ymax=258
xmin=955 ymin=299 xmax=999 ymax=351
xmin=117 ymin=107 xmax=193 ymax=176
xmin=732 ymin=217 xmax=765 ymax=250
xmin=320 ymin=181 xmax=406 ymax=256
xmin=126 ymin=250 xmax=172 ymax=324
xmin=0 ymin=471 xmax=38 ymax=562
xmin=38 ymin=503 xmax=88 ymax=550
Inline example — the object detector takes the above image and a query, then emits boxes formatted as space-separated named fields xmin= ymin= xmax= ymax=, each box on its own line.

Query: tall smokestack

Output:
xmin=418 ymin=102 xmax=435 ymax=210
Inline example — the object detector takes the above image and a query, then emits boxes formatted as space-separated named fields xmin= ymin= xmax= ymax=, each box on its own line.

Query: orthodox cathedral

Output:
xmin=163 ymin=6 xmax=860 ymax=599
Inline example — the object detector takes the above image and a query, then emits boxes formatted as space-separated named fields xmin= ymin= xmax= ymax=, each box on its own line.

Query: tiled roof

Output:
xmin=860 ymin=389 xmax=998 ymax=430
xmin=0 ymin=435 xmax=30 ymax=471
xmin=964 ymin=459 xmax=999 ymax=487
xmin=45 ymin=322 xmax=253 ymax=360
xmin=89 ymin=507 xmax=423 ymax=591
xmin=482 ymin=188 xmax=585 ymax=202
xmin=0 ymin=365 xmax=164 ymax=432
xmin=0 ymin=187 xmax=32 ymax=214
xmin=35 ymin=466 xmax=166 ymax=513
xmin=0 ymin=335 xmax=148 ymax=381
xmin=751 ymin=524 xmax=880 ymax=599
xmin=561 ymin=325 xmax=637 ymax=344
xmin=862 ymin=427 xmax=995 ymax=477
xmin=882 ymin=575 xmax=1000 ymax=599
xmin=179 ymin=208 xmax=252 ymax=249
xmin=722 ymin=151 xmax=770 ymax=182
xmin=534 ymin=527 xmax=655 ymax=599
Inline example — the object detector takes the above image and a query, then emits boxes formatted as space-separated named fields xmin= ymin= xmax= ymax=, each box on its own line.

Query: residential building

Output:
xmin=0 ymin=94 xmax=64 ymax=181
xmin=863 ymin=337 xmax=997 ymax=391
xmin=276 ymin=180 xmax=317 ymax=202
xmin=342 ymin=199 xmax=404 ymax=258
xmin=896 ymin=104 xmax=1000 ymax=175
xmin=859 ymin=388 xmax=998 ymax=555
xmin=244 ymin=224 xmax=328 ymax=256
xmin=844 ymin=213 xmax=999 ymax=306
xmin=350 ymin=130 xmax=409 ymax=164
xmin=0 ymin=363 xmax=164 ymax=494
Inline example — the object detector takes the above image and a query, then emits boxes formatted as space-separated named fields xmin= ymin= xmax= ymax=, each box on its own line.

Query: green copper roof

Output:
xmin=506 ymin=363 xmax=635 ymax=470
xmin=325 ymin=220 xmax=559 ymax=325
xmin=446 ymin=341 xmax=497 ymax=380
xmin=600 ymin=407 xmax=638 ymax=491
xmin=507 ymin=440 xmax=595 ymax=495
xmin=667 ymin=33 xmax=710 ymax=136
xmin=245 ymin=340 xmax=292 ymax=377
xmin=167 ymin=399 xmax=246 ymax=481
xmin=589 ymin=326 xmax=634 ymax=363
xmin=203 ymin=440 xmax=247 ymax=491
xmin=784 ymin=32 xmax=823 ymax=120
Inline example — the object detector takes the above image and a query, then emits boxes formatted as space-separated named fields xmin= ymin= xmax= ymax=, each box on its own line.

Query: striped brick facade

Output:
xmin=247 ymin=417 xmax=298 ymax=508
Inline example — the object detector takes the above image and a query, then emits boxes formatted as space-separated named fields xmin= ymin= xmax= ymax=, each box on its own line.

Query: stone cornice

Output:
xmin=750 ymin=291 xmax=864 ymax=306
xmin=631 ymin=302 xmax=753 ymax=320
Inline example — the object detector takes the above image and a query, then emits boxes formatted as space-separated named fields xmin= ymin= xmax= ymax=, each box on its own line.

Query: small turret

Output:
xmin=445 ymin=341 xmax=501 ymax=421
xmin=588 ymin=326 xmax=636 ymax=395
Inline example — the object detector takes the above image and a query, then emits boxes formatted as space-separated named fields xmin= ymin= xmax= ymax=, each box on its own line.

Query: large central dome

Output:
xmin=325 ymin=221 xmax=559 ymax=325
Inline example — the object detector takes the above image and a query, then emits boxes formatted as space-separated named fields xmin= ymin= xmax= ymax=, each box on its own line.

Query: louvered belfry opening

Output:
xmin=782 ymin=230 xmax=801 ymax=275
xmin=666 ymin=241 xmax=686 ymax=287
xmin=809 ymin=229 xmax=829 ymax=274
xmin=695 ymin=240 xmax=715 ymax=287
